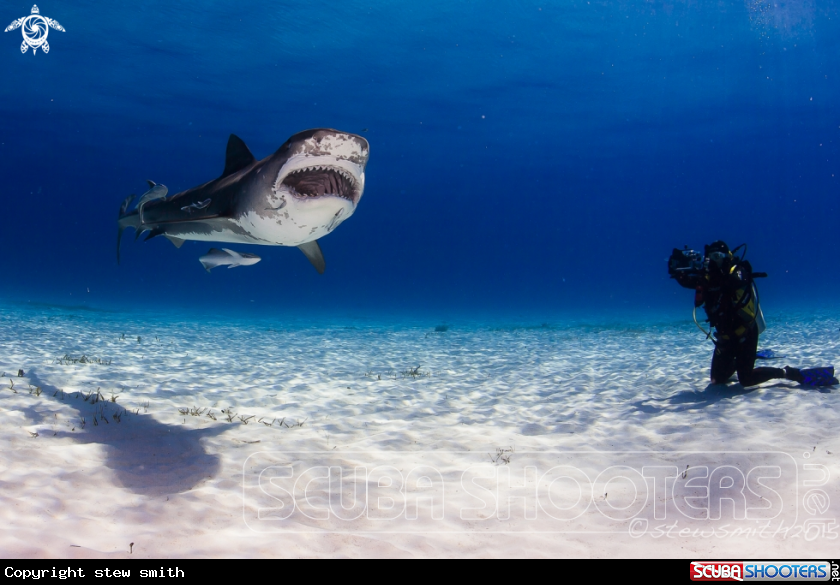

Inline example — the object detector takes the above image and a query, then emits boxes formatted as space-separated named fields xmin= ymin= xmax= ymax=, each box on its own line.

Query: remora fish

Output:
xmin=116 ymin=129 xmax=370 ymax=272
xmin=135 ymin=180 xmax=168 ymax=225
xmin=182 ymin=198 xmax=211 ymax=212
xmin=199 ymin=248 xmax=261 ymax=272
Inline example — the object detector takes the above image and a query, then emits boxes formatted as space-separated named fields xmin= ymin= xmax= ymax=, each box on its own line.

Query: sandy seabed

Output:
xmin=0 ymin=304 xmax=838 ymax=558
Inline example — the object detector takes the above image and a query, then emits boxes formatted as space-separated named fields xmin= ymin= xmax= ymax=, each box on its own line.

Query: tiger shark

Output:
xmin=117 ymin=129 xmax=370 ymax=273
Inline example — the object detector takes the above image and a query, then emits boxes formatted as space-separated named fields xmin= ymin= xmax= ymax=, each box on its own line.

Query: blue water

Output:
xmin=2 ymin=0 xmax=839 ymax=322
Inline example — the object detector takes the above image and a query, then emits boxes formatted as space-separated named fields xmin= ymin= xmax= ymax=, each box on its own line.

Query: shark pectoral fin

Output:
xmin=221 ymin=248 xmax=242 ymax=259
xmin=200 ymin=260 xmax=213 ymax=273
xmin=147 ymin=180 xmax=156 ymax=189
xmin=165 ymin=235 xmax=186 ymax=249
xmin=221 ymin=134 xmax=257 ymax=178
xmin=298 ymin=240 xmax=326 ymax=274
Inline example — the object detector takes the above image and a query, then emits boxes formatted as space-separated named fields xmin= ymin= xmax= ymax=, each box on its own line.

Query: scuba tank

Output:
xmin=688 ymin=242 xmax=767 ymax=342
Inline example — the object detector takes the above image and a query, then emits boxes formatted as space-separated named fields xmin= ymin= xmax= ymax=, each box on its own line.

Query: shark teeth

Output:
xmin=279 ymin=165 xmax=358 ymax=201
xmin=287 ymin=166 xmax=354 ymax=182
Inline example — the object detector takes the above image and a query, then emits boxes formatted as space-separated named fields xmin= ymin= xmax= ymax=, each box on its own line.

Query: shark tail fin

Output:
xmin=117 ymin=194 xmax=137 ymax=264
xmin=201 ymin=248 xmax=224 ymax=273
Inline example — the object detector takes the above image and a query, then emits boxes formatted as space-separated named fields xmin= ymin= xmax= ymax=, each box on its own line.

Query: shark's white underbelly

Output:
xmin=169 ymin=201 xmax=353 ymax=247
xmin=174 ymin=229 xmax=268 ymax=245
xmin=239 ymin=200 xmax=353 ymax=246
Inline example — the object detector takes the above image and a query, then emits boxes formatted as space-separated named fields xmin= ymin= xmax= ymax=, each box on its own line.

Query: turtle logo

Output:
xmin=5 ymin=5 xmax=64 ymax=55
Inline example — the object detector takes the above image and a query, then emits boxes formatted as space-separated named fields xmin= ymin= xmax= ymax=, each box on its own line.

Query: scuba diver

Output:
xmin=668 ymin=241 xmax=838 ymax=388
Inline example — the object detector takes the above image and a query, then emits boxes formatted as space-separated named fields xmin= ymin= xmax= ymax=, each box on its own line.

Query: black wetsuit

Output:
xmin=708 ymin=323 xmax=783 ymax=386
xmin=698 ymin=264 xmax=785 ymax=387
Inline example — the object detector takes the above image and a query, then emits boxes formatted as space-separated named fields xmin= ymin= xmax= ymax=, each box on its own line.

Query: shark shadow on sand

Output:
xmin=27 ymin=370 xmax=227 ymax=497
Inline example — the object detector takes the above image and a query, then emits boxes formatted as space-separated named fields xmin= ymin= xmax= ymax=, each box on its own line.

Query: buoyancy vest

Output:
xmin=702 ymin=262 xmax=763 ymax=341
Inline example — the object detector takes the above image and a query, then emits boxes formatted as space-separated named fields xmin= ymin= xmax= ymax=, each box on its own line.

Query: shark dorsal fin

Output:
xmin=221 ymin=134 xmax=256 ymax=178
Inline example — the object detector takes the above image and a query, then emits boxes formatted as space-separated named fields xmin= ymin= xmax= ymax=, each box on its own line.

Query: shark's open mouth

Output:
xmin=281 ymin=166 xmax=359 ymax=202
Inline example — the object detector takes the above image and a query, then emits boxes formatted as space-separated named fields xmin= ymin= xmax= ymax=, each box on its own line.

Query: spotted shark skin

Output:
xmin=117 ymin=129 xmax=369 ymax=273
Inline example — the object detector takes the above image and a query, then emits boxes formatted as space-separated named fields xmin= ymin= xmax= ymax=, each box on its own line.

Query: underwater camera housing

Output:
xmin=668 ymin=247 xmax=705 ymax=289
